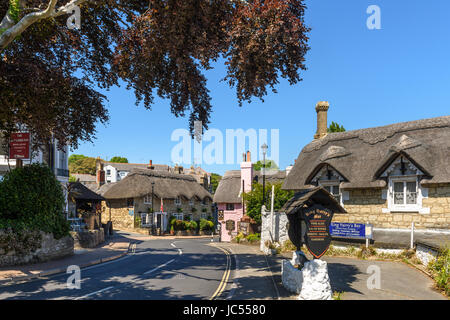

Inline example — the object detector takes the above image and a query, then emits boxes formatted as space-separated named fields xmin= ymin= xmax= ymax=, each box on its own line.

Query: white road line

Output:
xmin=178 ymin=249 xmax=182 ymax=255
xmin=144 ymin=259 xmax=176 ymax=275
xmin=170 ymin=242 xmax=176 ymax=248
xmin=75 ymin=286 xmax=114 ymax=300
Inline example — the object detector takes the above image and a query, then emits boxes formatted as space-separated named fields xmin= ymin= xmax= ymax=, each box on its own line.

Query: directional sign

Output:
xmin=330 ymin=222 xmax=373 ymax=239
xmin=303 ymin=204 xmax=334 ymax=259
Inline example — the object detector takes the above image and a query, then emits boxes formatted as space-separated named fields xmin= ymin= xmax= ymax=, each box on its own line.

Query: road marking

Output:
xmin=75 ymin=286 xmax=114 ymax=300
xmin=263 ymin=252 xmax=280 ymax=300
xmin=210 ymin=246 xmax=231 ymax=300
xmin=144 ymin=259 xmax=176 ymax=275
xmin=171 ymin=241 xmax=182 ymax=255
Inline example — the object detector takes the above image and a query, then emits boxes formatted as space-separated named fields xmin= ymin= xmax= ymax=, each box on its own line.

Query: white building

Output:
xmin=0 ymin=141 xmax=70 ymax=210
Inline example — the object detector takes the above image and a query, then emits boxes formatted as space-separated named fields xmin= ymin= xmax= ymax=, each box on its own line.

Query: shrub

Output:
xmin=246 ymin=233 xmax=261 ymax=243
xmin=188 ymin=220 xmax=198 ymax=231
xmin=235 ymin=232 xmax=245 ymax=243
xmin=199 ymin=218 xmax=214 ymax=231
xmin=0 ymin=164 xmax=70 ymax=239
xmin=173 ymin=220 xmax=186 ymax=231
xmin=429 ymin=247 xmax=449 ymax=296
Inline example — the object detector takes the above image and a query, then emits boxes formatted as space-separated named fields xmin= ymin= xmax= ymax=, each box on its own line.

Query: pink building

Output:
xmin=214 ymin=151 xmax=287 ymax=241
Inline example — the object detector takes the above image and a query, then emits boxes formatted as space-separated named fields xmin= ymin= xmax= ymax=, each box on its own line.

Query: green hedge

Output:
xmin=0 ymin=164 xmax=70 ymax=239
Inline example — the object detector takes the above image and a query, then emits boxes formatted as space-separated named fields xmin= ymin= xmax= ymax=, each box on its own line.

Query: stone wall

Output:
xmin=333 ymin=184 xmax=450 ymax=229
xmin=70 ymin=228 xmax=105 ymax=249
xmin=260 ymin=207 xmax=290 ymax=253
xmin=101 ymin=199 xmax=134 ymax=230
xmin=101 ymin=197 xmax=214 ymax=231
xmin=0 ymin=230 xmax=73 ymax=267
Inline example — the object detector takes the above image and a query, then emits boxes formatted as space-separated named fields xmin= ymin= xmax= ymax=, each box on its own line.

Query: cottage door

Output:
xmin=156 ymin=213 xmax=162 ymax=229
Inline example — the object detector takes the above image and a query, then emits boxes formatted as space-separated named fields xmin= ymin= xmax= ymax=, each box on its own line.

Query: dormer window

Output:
xmin=310 ymin=165 xmax=345 ymax=205
xmin=381 ymin=155 xmax=427 ymax=213
xmin=175 ymin=196 xmax=182 ymax=206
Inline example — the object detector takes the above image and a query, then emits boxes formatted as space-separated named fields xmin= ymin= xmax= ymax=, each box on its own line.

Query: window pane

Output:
xmin=406 ymin=181 xmax=417 ymax=204
xmin=394 ymin=182 xmax=404 ymax=204
xmin=324 ymin=186 xmax=331 ymax=193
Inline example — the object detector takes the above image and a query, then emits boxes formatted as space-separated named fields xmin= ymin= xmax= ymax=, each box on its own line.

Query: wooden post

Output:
xmin=16 ymin=159 xmax=23 ymax=168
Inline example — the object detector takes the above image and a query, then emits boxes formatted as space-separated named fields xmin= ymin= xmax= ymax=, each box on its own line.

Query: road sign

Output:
xmin=329 ymin=222 xmax=373 ymax=239
xmin=9 ymin=132 xmax=30 ymax=159
xmin=303 ymin=204 xmax=334 ymax=259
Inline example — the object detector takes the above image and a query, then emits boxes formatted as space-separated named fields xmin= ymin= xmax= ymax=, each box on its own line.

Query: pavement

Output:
xmin=0 ymin=232 xmax=132 ymax=285
xmin=210 ymin=242 xmax=447 ymax=300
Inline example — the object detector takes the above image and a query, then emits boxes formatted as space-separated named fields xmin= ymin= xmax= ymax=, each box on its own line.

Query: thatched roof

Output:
xmin=102 ymin=168 xmax=212 ymax=200
xmin=72 ymin=173 xmax=96 ymax=182
xmin=283 ymin=116 xmax=450 ymax=190
xmin=213 ymin=169 xmax=287 ymax=203
xmin=281 ymin=187 xmax=346 ymax=215
xmin=103 ymin=162 xmax=170 ymax=171
xmin=69 ymin=182 xmax=104 ymax=201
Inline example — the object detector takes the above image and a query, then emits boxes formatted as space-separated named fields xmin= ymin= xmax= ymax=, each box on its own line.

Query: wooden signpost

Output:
xmin=303 ymin=204 xmax=334 ymax=259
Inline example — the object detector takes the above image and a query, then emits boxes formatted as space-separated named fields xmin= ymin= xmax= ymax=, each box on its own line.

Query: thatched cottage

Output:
xmin=213 ymin=152 xmax=289 ymax=241
xmin=283 ymin=101 xmax=450 ymax=242
xmin=99 ymin=168 xmax=213 ymax=232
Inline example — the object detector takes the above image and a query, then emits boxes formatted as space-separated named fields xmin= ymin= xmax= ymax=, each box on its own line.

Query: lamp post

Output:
xmin=261 ymin=143 xmax=268 ymax=207
xmin=151 ymin=181 xmax=155 ymax=231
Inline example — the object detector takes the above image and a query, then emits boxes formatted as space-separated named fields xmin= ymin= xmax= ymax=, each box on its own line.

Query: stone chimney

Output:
xmin=314 ymin=101 xmax=329 ymax=139
xmin=240 ymin=151 xmax=253 ymax=194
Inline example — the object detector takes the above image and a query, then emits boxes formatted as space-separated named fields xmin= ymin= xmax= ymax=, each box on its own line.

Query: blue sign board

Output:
xmin=330 ymin=222 xmax=370 ymax=239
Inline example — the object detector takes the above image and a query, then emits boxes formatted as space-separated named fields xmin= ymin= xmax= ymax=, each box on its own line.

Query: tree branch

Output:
xmin=0 ymin=0 xmax=90 ymax=52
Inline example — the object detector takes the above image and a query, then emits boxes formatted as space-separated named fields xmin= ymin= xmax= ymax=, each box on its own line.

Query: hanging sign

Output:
xmin=303 ymin=204 xmax=334 ymax=259
xmin=225 ymin=219 xmax=235 ymax=231
xmin=9 ymin=132 xmax=31 ymax=160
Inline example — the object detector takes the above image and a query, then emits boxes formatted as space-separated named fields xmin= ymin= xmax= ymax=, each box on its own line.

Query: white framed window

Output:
xmin=144 ymin=194 xmax=152 ymax=205
xmin=106 ymin=169 xmax=111 ymax=176
xmin=189 ymin=198 xmax=194 ymax=206
xmin=382 ymin=156 xmax=428 ymax=213
xmin=175 ymin=196 xmax=182 ymax=206
xmin=173 ymin=213 xmax=183 ymax=220
xmin=319 ymin=181 xmax=341 ymax=204
xmin=388 ymin=176 xmax=423 ymax=212
xmin=201 ymin=213 xmax=207 ymax=220
xmin=226 ymin=203 xmax=235 ymax=211
xmin=311 ymin=165 xmax=345 ymax=206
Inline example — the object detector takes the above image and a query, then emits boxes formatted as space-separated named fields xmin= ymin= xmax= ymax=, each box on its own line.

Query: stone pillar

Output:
xmin=314 ymin=101 xmax=330 ymax=140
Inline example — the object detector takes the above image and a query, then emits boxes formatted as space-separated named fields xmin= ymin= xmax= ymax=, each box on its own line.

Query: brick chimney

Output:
xmin=314 ymin=101 xmax=329 ymax=139
xmin=148 ymin=159 xmax=154 ymax=170
xmin=96 ymin=157 xmax=105 ymax=187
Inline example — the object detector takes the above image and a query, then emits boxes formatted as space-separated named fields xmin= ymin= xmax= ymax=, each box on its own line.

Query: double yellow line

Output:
xmin=210 ymin=246 xmax=231 ymax=300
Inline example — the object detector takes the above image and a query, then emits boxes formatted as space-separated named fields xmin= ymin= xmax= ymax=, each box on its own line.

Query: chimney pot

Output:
xmin=246 ymin=151 xmax=251 ymax=163
xmin=314 ymin=101 xmax=329 ymax=139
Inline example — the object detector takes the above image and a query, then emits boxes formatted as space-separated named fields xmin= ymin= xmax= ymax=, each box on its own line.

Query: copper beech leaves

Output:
xmin=0 ymin=0 xmax=309 ymax=147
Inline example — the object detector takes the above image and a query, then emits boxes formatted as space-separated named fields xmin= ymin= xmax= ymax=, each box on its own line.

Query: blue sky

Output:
xmin=72 ymin=0 xmax=450 ymax=176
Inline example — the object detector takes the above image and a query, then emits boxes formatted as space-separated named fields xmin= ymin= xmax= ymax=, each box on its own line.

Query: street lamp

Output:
xmin=261 ymin=143 xmax=268 ymax=206
xmin=151 ymin=181 xmax=155 ymax=232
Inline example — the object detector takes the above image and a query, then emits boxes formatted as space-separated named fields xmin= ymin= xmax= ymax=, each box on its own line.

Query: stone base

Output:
xmin=298 ymin=259 xmax=333 ymax=300
xmin=282 ymin=252 xmax=333 ymax=300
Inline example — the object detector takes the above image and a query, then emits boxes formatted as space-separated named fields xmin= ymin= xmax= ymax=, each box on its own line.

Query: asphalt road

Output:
xmin=0 ymin=237 xmax=233 ymax=300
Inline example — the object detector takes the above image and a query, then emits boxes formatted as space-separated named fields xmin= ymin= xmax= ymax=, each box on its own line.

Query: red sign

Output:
xmin=9 ymin=133 xmax=31 ymax=159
